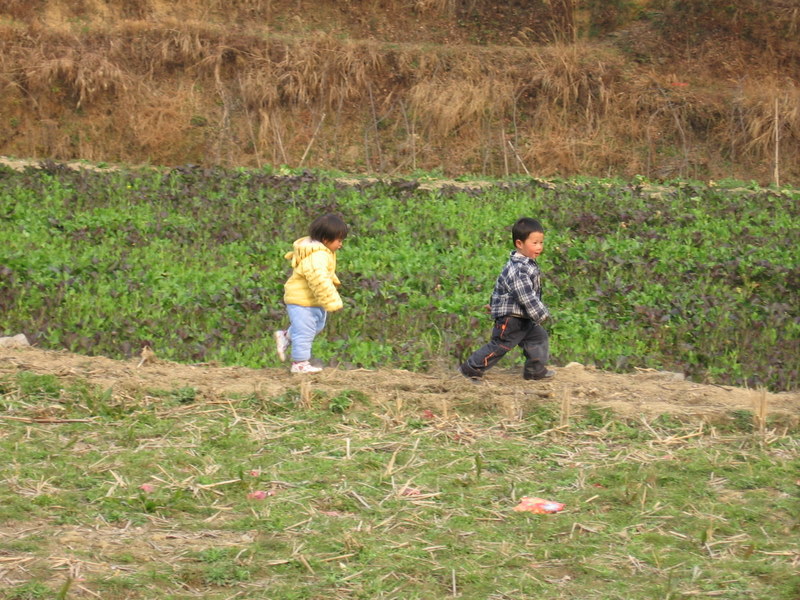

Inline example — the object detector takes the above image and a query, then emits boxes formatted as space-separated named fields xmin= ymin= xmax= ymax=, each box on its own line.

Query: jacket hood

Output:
xmin=285 ymin=236 xmax=330 ymax=268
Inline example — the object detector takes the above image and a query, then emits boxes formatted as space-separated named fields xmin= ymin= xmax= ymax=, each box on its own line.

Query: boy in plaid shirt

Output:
xmin=460 ymin=217 xmax=555 ymax=382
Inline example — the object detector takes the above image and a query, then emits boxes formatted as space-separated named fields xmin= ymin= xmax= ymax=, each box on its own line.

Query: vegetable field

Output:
xmin=1 ymin=162 xmax=798 ymax=391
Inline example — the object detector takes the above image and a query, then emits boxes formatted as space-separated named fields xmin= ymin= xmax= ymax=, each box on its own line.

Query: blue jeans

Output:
xmin=286 ymin=304 xmax=327 ymax=362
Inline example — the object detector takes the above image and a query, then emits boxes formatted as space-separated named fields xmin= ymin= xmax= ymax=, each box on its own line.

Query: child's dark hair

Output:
xmin=310 ymin=213 xmax=348 ymax=243
xmin=512 ymin=217 xmax=544 ymax=244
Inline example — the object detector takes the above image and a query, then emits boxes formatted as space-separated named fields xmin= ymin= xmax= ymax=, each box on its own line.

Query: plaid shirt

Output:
xmin=489 ymin=251 xmax=550 ymax=323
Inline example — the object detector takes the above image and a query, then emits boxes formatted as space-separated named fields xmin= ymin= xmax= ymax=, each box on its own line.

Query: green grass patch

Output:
xmin=1 ymin=374 xmax=798 ymax=599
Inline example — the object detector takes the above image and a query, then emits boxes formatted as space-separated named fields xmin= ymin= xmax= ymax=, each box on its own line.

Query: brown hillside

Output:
xmin=1 ymin=0 xmax=799 ymax=183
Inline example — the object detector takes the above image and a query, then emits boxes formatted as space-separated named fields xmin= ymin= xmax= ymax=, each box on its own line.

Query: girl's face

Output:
xmin=515 ymin=231 xmax=544 ymax=260
xmin=323 ymin=238 xmax=344 ymax=252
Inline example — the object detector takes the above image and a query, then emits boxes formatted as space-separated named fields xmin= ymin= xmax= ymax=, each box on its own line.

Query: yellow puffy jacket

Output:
xmin=283 ymin=237 xmax=343 ymax=312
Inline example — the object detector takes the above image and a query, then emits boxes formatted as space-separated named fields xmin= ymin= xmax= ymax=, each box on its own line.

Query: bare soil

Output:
xmin=2 ymin=346 xmax=798 ymax=427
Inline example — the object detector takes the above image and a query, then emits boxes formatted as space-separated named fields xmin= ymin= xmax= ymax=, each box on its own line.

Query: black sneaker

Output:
xmin=524 ymin=369 xmax=555 ymax=381
xmin=459 ymin=364 xmax=483 ymax=384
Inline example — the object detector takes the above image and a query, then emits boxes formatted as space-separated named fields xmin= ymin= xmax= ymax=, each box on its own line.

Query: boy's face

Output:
xmin=515 ymin=231 xmax=544 ymax=260
xmin=323 ymin=238 xmax=344 ymax=252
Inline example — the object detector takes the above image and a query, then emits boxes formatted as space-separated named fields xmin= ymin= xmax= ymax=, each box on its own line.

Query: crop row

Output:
xmin=1 ymin=163 xmax=798 ymax=390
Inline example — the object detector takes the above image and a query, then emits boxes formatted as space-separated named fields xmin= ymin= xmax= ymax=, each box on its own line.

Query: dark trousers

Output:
xmin=461 ymin=316 xmax=549 ymax=380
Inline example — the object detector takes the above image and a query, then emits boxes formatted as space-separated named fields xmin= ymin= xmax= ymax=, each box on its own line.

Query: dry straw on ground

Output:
xmin=2 ymin=347 xmax=799 ymax=429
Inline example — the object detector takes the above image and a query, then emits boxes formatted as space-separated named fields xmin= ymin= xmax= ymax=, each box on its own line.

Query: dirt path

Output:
xmin=2 ymin=346 xmax=798 ymax=427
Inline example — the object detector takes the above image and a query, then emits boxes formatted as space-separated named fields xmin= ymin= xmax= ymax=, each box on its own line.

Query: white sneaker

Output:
xmin=290 ymin=360 xmax=322 ymax=374
xmin=274 ymin=330 xmax=290 ymax=362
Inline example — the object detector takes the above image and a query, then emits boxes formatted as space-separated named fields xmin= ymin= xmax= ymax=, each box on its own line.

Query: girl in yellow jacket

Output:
xmin=274 ymin=213 xmax=348 ymax=373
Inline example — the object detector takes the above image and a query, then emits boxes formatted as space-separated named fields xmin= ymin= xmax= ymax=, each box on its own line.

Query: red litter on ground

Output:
xmin=513 ymin=496 xmax=565 ymax=514
xmin=247 ymin=490 xmax=275 ymax=500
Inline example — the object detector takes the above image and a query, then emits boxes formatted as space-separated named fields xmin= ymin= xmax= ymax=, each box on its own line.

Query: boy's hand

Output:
xmin=483 ymin=304 xmax=491 ymax=314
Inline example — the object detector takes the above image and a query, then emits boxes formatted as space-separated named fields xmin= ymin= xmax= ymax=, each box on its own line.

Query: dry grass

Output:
xmin=20 ymin=47 xmax=130 ymax=109
xmin=734 ymin=78 xmax=800 ymax=159
xmin=408 ymin=75 xmax=515 ymax=139
xmin=0 ymin=2 xmax=799 ymax=180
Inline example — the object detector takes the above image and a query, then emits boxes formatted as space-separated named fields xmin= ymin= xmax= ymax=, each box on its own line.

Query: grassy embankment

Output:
xmin=0 ymin=368 xmax=800 ymax=600
xmin=1 ymin=365 xmax=799 ymax=599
